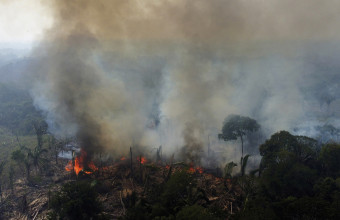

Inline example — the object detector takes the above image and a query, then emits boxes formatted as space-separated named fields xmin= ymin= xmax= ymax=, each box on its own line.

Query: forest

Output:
xmin=0 ymin=83 xmax=339 ymax=219
xmin=2 ymin=0 xmax=340 ymax=219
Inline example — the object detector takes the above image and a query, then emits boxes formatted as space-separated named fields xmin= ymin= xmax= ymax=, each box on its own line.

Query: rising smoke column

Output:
xmin=30 ymin=29 xmax=147 ymax=156
xmin=29 ymin=0 xmax=340 ymax=161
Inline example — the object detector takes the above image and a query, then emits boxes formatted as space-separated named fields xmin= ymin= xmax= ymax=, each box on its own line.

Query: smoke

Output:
xmin=180 ymin=122 xmax=204 ymax=165
xmin=28 ymin=0 xmax=340 ymax=163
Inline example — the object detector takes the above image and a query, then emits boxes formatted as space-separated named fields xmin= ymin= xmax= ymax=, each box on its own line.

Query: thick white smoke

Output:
xmin=27 ymin=0 xmax=340 ymax=164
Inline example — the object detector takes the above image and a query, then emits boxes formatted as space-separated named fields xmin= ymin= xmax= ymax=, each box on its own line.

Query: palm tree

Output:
xmin=224 ymin=161 xmax=237 ymax=178
xmin=12 ymin=147 xmax=31 ymax=180
xmin=28 ymin=145 xmax=48 ymax=174
xmin=14 ymin=136 xmax=32 ymax=180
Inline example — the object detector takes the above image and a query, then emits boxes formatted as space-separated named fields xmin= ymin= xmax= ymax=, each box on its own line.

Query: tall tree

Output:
xmin=259 ymin=131 xmax=319 ymax=171
xmin=30 ymin=122 xmax=48 ymax=173
xmin=219 ymin=114 xmax=260 ymax=159
xmin=49 ymin=136 xmax=65 ymax=165
xmin=258 ymin=131 xmax=319 ymax=198
xmin=33 ymin=122 xmax=47 ymax=149
xmin=319 ymin=143 xmax=340 ymax=177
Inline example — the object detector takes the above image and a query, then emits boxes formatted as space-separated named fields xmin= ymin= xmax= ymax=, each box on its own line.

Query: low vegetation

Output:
xmin=0 ymin=100 xmax=340 ymax=219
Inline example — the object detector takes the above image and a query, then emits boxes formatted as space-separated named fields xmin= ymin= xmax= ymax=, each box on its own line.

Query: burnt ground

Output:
xmin=0 ymin=159 xmax=242 ymax=219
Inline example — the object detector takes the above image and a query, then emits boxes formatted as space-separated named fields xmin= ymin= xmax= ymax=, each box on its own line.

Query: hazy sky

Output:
xmin=2 ymin=0 xmax=340 ymax=47
xmin=0 ymin=0 xmax=53 ymax=47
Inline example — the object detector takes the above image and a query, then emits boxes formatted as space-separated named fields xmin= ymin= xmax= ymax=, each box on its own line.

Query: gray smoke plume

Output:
xmin=28 ymin=0 xmax=340 ymax=163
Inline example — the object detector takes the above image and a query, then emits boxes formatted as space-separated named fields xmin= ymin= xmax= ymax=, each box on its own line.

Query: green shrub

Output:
xmin=161 ymin=170 xmax=194 ymax=211
xmin=176 ymin=205 xmax=217 ymax=220
xmin=48 ymin=180 xmax=106 ymax=220
xmin=124 ymin=170 xmax=222 ymax=219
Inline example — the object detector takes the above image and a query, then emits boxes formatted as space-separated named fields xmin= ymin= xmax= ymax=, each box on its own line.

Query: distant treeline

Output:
xmin=0 ymin=83 xmax=45 ymax=135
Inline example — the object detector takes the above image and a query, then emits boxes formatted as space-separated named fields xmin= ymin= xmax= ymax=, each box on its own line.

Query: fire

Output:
xmin=196 ymin=167 xmax=204 ymax=174
xmin=120 ymin=156 xmax=126 ymax=161
xmin=137 ymin=156 xmax=147 ymax=164
xmin=65 ymin=160 xmax=73 ymax=171
xmin=188 ymin=167 xmax=195 ymax=174
xmin=206 ymin=173 xmax=222 ymax=181
xmin=101 ymin=166 xmax=110 ymax=171
xmin=188 ymin=166 xmax=204 ymax=174
xmin=74 ymin=156 xmax=82 ymax=175
xmin=64 ymin=149 xmax=98 ymax=175
xmin=88 ymin=161 xmax=98 ymax=172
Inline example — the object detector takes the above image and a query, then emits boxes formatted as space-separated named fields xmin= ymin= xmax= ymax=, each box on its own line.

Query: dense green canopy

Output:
xmin=219 ymin=114 xmax=260 ymax=142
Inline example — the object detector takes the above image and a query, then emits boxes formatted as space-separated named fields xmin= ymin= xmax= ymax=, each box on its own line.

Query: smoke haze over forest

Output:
xmin=2 ymin=0 xmax=340 ymax=162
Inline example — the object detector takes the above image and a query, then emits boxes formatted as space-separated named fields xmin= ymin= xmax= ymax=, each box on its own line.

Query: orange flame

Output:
xmin=188 ymin=167 xmax=195 ymax=174
xmin=120 ymin=156 xmax=126 ymax=161
xmin=64 ymin=149 xmax=98 ymax=175
xmin=196 ymin=167 xmax=204 ymax=174
xmin=187 ymin=166 xmax=204 ymax=174
xmin=88 ymin=161 xmax=98 ymax=172
xmin=137 ymin=156 xmax=147 ymax=164
xmin=101 ymin=166 xmax=110 ymax=171
xmin=74 ymin=156 xmax=82 ymax=175
xmin=65 ymin=160 xmax=73 ymax=171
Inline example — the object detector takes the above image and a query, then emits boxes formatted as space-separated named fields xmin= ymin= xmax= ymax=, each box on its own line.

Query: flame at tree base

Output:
xmin=137 ymin=156 xmax=147 ymax=164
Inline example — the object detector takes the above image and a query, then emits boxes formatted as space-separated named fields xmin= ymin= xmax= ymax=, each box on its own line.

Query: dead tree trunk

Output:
xmin=130 ymin=147 xmax=133 ymax=178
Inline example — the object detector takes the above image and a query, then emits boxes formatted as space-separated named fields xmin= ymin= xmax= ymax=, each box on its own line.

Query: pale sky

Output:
xmin=0 ymin=0 xmax=53 ymax=48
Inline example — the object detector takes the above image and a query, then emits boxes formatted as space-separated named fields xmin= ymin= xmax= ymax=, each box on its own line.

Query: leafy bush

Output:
xmin=48 ymin=180 xmax=106 ymax=220
xmin=124 ymin=170 xmax=222 ymax=220
xmin=161 ymin=170 xmax=195 ymax=211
